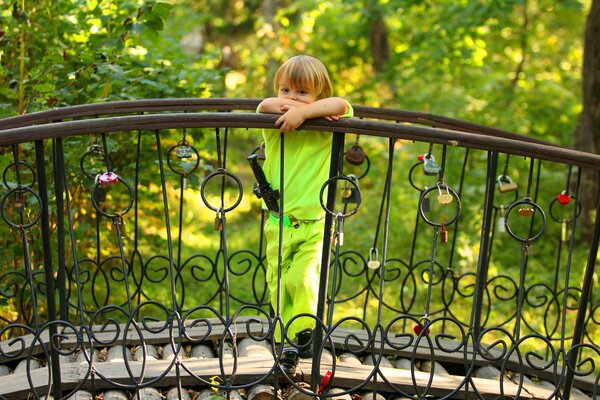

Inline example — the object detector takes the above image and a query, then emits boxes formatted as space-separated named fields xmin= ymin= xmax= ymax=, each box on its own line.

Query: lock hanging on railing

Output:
xmin=497 ymin=175 xmax=518 ymax=193
xmin=367 ymin=247 xmax=380 ymax=269
xmin=497 ymin=205 xmax=506 ymax=233
xmin=341 ymin=175 xmax=360 ymax=204
xmin=345 ymin=143 xmax=366 ymax=166
xmin=176 ymin=141 xmax=193 ymax=159
xmin=437 ymin=183 xmax=453 ymax=205
xmin=423 ymin=154 xmax=440 ymax=176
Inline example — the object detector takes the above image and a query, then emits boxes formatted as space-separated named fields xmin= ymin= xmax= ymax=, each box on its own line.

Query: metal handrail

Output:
xmin=1 ymin=110 xmax=599 ymax=169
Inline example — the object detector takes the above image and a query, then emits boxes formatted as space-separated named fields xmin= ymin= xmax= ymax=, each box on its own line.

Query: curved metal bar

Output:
xmin=1 ymin=113 xmax=599 ymax=168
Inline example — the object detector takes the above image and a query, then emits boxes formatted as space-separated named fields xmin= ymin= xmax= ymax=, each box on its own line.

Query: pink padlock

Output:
xmin=98 ymin=171 xmax=118 ymax=186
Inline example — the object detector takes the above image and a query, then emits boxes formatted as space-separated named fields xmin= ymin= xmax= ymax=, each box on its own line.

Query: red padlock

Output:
xmin=98 ymin=171 xmax=118 ymax=186
xmin=557 ymin=192 xmax=571 ymax=205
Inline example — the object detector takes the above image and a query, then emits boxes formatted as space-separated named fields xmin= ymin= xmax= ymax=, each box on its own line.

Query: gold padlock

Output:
xmin=498 ymin=175 xmax=518 ymax=193
xmin=437 ymin=183 xmax=453 ymax=204
xmin=518 ymin=206 xmax=534 ymax=217
xmin=341 ymin=187 xmax=352 ymax=199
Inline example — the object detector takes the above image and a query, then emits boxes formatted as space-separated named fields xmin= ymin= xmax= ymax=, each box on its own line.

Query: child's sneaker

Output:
xmin=279 ymin=347 xmax=299 ymax=375
xmin=295 ymin=328 xmax=314 ymax=359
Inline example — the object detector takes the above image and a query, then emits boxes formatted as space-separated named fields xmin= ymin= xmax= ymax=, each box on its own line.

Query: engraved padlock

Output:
xmin=423 ymin=154 xmax=440 ymax=176
xmin=367 ymin=247 xmax=380 ymax=269
xmin=437 ymin=183 xmax=453 ymax=204
xmin=87 ymin=144 xmax=104 ymax=157
xmin=345 ymin=144 xmax=366 ymax=165
xmin=497 ymin=175 xmax=518 ymax=193
xmin=176 ymin=142 xmax=193 ymax=159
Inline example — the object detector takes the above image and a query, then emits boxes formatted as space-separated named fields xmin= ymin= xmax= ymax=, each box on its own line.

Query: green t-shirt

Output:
xmin=260 ymin=102 xmax=354 ymax=220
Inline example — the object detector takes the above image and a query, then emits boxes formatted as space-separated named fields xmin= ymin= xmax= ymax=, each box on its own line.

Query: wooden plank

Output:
xmin=328 ymin=328 xmax=598 ymax=394
xmin=300 ymin=361 xmax=555 ymax=400
xmin=0 ymin=316 xmax=269 ymax=363
xmin=0 ymin=356 xmax=557 ymax=400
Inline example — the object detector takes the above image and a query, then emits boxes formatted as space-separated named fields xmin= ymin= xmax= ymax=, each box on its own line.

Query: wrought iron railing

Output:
xmin=0 ymin=99 xmax=598 ymax=400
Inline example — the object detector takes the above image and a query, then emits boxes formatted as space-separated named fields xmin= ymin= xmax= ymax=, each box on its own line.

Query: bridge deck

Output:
xmin=0 ymin=318 xmax=594 ymax=399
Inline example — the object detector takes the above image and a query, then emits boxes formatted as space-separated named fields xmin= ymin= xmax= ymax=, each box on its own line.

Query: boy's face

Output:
xmin=277 ymin=80 xmax=317 ymax=104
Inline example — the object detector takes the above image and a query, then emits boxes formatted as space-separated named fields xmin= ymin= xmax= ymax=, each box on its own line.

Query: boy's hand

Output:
xmin=276 ymin=105 xmax=307 ymax=132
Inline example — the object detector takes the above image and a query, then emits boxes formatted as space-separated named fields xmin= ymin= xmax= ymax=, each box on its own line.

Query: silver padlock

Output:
xmin=423 ymin=154 xmax=440 ymax=176
xmin=367 ymin=247 xmax=380 ymax=269
xmin=176 ymin=143 xmax=193 ymax=159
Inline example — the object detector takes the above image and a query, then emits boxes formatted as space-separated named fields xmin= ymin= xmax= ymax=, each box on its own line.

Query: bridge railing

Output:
xmin=0 ymin=98 xmax=598 ymax=400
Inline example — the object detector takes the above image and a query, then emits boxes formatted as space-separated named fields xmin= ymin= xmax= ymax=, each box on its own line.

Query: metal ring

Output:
xmin=166 ymin=142 xmax=201 ymax=176
xmin=319 ymin=175 xmax=361 ymax=218
xmin=80 ymin=146 xmax=113 ymax=180
xmin=418 ymin=184 xmax=461 ymax=227
xmin=200 ymin=168 xmax=243 ymax=212
xmin=504 ymin=197 xmax=547 ymax=242
xmin=90 ymin=174 xmax=135 ymax=218
xmin=0 ymin=186 xmax=42 ymax=229
xmin=548 ymin=194 xmax=582 ymax=224
xmin=2 ymin=161 xmax=36 ymax=189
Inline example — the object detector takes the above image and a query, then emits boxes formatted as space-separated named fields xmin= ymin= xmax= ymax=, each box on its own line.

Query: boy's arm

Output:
xmin=257 ymin=97 xmax=306 ymax=114
xmin=258 ymin=97 xmax=350 ymax=132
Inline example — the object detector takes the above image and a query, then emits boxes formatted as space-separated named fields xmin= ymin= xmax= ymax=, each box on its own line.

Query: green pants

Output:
xmin=264 ymin=215 xmax=325 ymax=340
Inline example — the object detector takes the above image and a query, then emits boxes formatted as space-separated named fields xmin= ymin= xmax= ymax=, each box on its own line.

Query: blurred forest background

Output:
xmin=0 ymin=0 xmax=599 ymax=332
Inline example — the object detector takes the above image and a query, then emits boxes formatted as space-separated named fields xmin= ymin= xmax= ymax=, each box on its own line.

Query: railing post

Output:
xmin=311 ymin=131 xmax=345 ymax=391
xmin=35 ymin=140 xmax=62 ymax=398
xmin=470 ymin=151 xmax=498 ymax=340
xmin=53 ymin=138 xmax=68 ymax=321
xmin=563 ymin=170 xmax=600 ymax=399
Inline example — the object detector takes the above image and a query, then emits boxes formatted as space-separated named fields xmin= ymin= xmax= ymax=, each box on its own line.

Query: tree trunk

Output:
xmin=574 ymin=0 xmax=600 ymax=234
xmin=366 ymin=4 xmax=389 ymax=73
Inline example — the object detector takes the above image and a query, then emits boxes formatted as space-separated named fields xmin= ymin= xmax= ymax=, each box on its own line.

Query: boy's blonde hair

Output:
xmin=273 ymin=55 xmax=333 ymax=100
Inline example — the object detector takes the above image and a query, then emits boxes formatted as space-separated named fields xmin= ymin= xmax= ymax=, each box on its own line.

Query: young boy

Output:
xmin=257 ymin=55 xmax=353 ymax=374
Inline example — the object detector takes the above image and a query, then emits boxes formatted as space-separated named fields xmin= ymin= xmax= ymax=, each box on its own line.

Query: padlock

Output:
xmin=557 ymin=191 xmax=571 ymax=205
xmin=341 ymin=186 xmax=352 ymax=199
xmin=498 ymin=175 xmax=518 ymax=193
xmin=214 ymin=212 xmax=223 ymax=231
xmin=421 ymin=195 xmax=430 ymax=212
xmin=176 ymin=143 xmax=193 ymax=159
xmin=561 ymin=219 xmax=569 ymax=242
xmin=111 ymin=215 xmax=126 ymax=237
xmin=440 ymin=224 xmax=449 ymax=244
xmin=333 ymin=217 xmax=344 ymax=246
xmin=345 ymin=144 xmax=366 ymax=165
xmin=87 ymin=144 xmax=104 ymax=157
xmin=437 ymin=183 xmax=453 ymax=204
xmin=367 ymin=247 xmax=380 ymax=269
xmin=497 ymin=205 xmax=506 ymax=233
xmin=98 ymin=171 xmax=118 ymax=186
xmin=13 ymin=193 xmax=25 ymax=213
xmin=423 ymin=154 xmax=440 ymax=176
xmin=518 ymin=206 xmax=534 ymax=217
